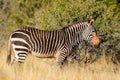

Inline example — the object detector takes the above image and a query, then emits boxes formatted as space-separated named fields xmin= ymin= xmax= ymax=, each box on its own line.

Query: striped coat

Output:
xmin=7 ymin=17 xmax=100 ymax=67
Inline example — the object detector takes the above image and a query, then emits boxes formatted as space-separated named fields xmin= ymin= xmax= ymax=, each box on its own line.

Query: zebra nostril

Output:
xmin=96 ymin=44 xmax=100 ymax=48
xmin=93 ymin=44 xmax=98 ymax=48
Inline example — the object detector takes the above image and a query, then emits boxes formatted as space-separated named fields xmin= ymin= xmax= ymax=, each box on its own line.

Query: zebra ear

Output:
xmin=88 ymin=16 xmax=95 ymax=25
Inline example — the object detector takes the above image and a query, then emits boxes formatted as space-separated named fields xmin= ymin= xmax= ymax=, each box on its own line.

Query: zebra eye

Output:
xmin=89 ymin=34 xmax=93 ymax=38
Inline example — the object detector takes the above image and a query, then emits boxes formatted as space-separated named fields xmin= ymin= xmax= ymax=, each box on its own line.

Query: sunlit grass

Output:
xmin=0 ymin=44 xmax=120 ymax=80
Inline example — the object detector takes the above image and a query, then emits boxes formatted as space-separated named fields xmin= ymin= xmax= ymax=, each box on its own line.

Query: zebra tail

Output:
xmin=6 ymin=36 xmax=12 ymax=65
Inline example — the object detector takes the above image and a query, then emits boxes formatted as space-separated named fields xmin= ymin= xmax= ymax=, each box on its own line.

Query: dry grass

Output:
xmin=0 ymin=44 xmax=120 ymax=80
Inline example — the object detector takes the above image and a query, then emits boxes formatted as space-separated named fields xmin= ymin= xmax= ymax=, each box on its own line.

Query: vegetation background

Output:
xmin=0 ymin=0 xmax=120 ymax=80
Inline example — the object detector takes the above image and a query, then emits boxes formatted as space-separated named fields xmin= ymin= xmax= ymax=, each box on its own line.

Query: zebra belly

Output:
xmin=31 ymin=51 xmax=56 ymax=58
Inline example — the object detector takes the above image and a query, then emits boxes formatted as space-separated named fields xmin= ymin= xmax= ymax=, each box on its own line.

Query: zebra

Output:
xmin=6 ymin=17 xmax=100 ymax=67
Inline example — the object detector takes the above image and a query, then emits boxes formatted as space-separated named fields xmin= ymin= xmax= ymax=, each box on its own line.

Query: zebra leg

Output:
xmin=12 ymin=46 xmax=29 ymax=64
xmin=67 ymin=53 xmax=80 ymax=63
xmin=66 ymin=53 xmax=75 ymax=63
xmin=82 ymin=45 xmax=90 ymax=64
xmin=15 ymin=52 xmax=28 ymax=63
xmin=56 ymin=51 xmax=68 ymax=68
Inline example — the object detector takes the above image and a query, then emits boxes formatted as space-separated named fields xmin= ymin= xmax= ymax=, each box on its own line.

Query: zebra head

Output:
xmin=82 ymin=17 xmax=100 ymax=47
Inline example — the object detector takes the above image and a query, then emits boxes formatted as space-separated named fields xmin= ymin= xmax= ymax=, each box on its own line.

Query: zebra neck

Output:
xmin=64 ymin=22 xmax=87 ymax=46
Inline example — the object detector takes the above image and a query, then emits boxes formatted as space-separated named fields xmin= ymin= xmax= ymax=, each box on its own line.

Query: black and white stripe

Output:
xmin=7 ymin=17 xmax=99 ymax=67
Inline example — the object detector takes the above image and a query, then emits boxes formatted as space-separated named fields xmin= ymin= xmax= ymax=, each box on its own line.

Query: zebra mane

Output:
xmin=62 ymin=20 xmax=90 ymax=30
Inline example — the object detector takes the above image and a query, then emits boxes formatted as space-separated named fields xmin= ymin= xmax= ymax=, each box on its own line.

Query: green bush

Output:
xmin=0 ymin=0 xmax=120 ymax=62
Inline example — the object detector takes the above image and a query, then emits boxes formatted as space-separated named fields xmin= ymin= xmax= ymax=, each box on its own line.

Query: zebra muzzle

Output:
xmin=92 ymin=32 xmax=100 ymax=48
